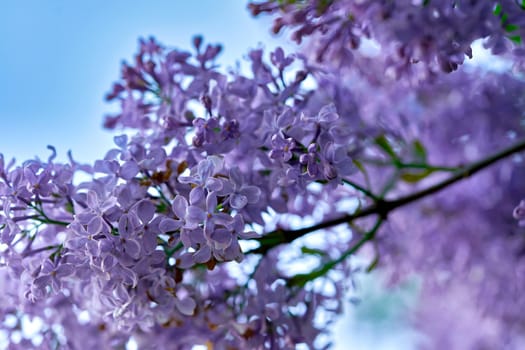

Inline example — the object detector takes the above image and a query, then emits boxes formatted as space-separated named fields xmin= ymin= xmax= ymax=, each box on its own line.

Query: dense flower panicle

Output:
xmin=0 ymin=36 xmax=367 ymax=348
xmin=250 ymin=0 xmax=525 ymax=79
xmin=2 ymin=3 xmax=525 ymax=349
xmin=347 ymin=66 xmax=525 ymax=347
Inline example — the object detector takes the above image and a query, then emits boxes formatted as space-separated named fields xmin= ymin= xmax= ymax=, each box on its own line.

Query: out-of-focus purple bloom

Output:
xmin=224 ymin=167 xmax=261 ymax=210
xmin=269 ymin=133 xmax=295 ymax=162
xmin=270 ymin=47 xmax=294 ymax=71
xmin=514 ymin=200 xmax=525 ymax=226
xmin=300 ymin=143 xmax=321 ymax=178
xmin=3 ymin=10 xmax=525 ymax=348
xmin=30 ymin=259 xmax=75 ymax=300
xmin=178 ymin=156 xmax=224 ymax=192
xmin=75 ymin=190 xmax=116 ymax=236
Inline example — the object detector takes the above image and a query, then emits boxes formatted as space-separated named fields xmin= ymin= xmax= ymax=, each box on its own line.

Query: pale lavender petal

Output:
xmin=229 ymin=167 xmax=243 ymax=186
xmin=210 ymin=228 xmax=232 ymax=249
xmin=318 ymin=103 xmax=339 ymax=123
xmin=238 ymin=230 xmax=260 ymax=239
xmin=87 ymin=216 xmax=104 ymax=235
xmin=242 ymin=186 xmax=261 ymax=203
xmin=118 ymin=214 xmax=133 ymax=237
xmin=86 ymin=190 xmax=99 ymax=209
xmin=189 ymin=187 xmax=205 ymax=206
xmin=186 ymin=206 xmax=206 ymax=228
xmin=230 ymin=193 xmax=248 ymax=209
xmin=159 ymin=218 xmax=182 ymax=233
xmin=172 ymin=195 xmax=188 ymax=219
xmin=175 ymin=297 xmax=196 ymax=316
xmin=120 ymin=161 xmax=140 ymax=180
xmin=276 ymin=108 xmax=294 ymax=128
xmin=135 ymin=199 xmax=155 ymax=223
xmin=206 ymin=192 xmax=217 ymax=211
xmin=124 ymin=239 xmax=141 ymax=259
xmin=193 ymin=245 xmax=211 ymax=263
xmin=205 ymin=177 xmax=223 ymax=192
xmin=177 ymin=253 xmax=195 ymax=268
xmin=55 ymin=263 xmax=75 ymax=278
xmin=142 ymin=232 xmax=157 ymax=254
xmin=113 ymin=134 xmax=128 ymax=148
xmin=102 ymin=255 xmax=117 ymax=272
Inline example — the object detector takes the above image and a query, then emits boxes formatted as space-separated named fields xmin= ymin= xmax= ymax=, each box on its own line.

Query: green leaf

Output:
xmin=300 ymin=246 xmax=327 ymax=256
xmin=509 ymin=35 xmax=522 ymax=44
xmin=352 ymin=159 xmax=373 ymax=193
xmin=400 ymin=169 xmax=434 ymax=183
xmin=288 ymin=268 xmax=327 ymax=288
xmin=156 ymin=202 xmax=168 ymax=214
xmin=375 ymin=135 xmax=400 ymax=161
xmin=411 ymin=139 xmax=427 ymax=162
xmin=366 ymin=255 xmax=380 ymax=273
xmin=493 ymin=3 xmax=502 ymax=16
xmin=505 ymin=24 xmax=520 ymax=32
xmin=65 ymin=202 xmax=75 ymax=214
xmin=316 ymin=0 xmax=333 ymax=13
xmin=352 ymin=159 xmax=367 ymax=176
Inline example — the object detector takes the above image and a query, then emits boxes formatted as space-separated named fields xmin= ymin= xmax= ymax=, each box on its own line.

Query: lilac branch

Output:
xmin=287 ymin=218 xmax=383 ymax=287
xmin=250 ymin=138 xmax=525 ymax=255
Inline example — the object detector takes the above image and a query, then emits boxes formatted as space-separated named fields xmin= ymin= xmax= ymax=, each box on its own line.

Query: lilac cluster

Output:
xmin=0 ymin=36 xmax=368 ymax=348
xmin=250 ymin=0 xmax=525 ymax=78
xmin=348 ymin=67 xmax=525 ymax=347
xmin=252 ymin=1 xmax=525 ymax=343
xmin=2 ymin=3 xmax=525 ymax=349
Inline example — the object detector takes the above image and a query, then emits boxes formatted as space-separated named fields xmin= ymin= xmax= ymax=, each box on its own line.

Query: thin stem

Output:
xmin=361 ymin=157 xmax=460 ymax=172
xmin=18 ymin=197 xmax=70 ymax=226
xmin=397 ymin=162 xmax=459 ymax=172
xmin=156 ymin=186 xmax=173 ymax=206
xmin=341 ymin=178 xmax=379 ymax=200
xmin=287 ymin=218 xmax=383 ymax=287
xmin=22 ymin=244 xmax=58 ymax=258
xmin=33 ymin=217 xmax=69 ymax=227
xmin=12 ymin=215 xmax=40 ymax=222
xmin=379 ymin=169 xmax=400 ymax=198
xmin=249 ymin=138 xmax=525 ymax=255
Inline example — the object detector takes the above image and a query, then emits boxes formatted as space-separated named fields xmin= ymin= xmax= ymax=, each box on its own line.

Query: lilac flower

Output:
xmin=65 ymin=221 xmax=105 ymax=257
xmin=74 ymin=190 xmax=115 ymax=236
xmin=224 ymin=167 xmax=261 ymax=210
xmin=250 ymin=0 xmax=522 ymax=78
xmin=23 ymin=165 xmax=55 ymax=197
xmin=30 ymin=259 xmax=75 ymax=300
xmin=220 ymin=119 xmax=241 ymax=140
xmin=190 ymin=191 xmax=231 ymax=237
xmin=322 ymin=142 xmax=356 ymax=180
xmin=227 ymin=76 xmax=257 ymax=99
xmin=4 ymin=7 xmax=525 ymax=349
xmin=192 ymin=117 xmax=221 ymax=147
xmin=270 ymin=47 xmax=294 ymax=71
xmin=117 ymin=213 xmax=143 ymax=259
xmin=160 ymin=195 xmax=186 ymax=232
xmin=300 ymin=143 xmax=321 ymax=178
xmin=178 ymin=156 xmax=224 ymax=192
xmin=514 ymin=200 xmax=525 ymax=227
xmin=269 ymin=133 xmax=295 ymax=162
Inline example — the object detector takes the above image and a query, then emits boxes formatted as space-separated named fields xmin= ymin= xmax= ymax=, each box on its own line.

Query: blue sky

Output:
xmin=0 ymin=0 xmax=281 ymax=163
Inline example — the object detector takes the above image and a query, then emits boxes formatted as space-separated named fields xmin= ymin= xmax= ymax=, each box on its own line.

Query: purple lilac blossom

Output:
xmin=1 ymin=2 xmax=525 ymax=349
